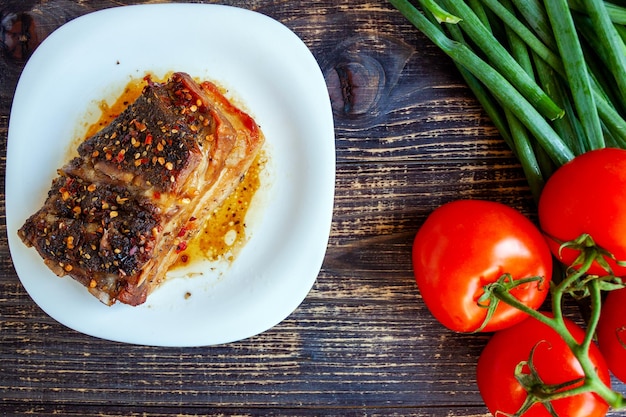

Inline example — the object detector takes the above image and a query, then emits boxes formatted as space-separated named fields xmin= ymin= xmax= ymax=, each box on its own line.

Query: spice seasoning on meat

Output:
xmin=18 ymin=72 xmax=266 ymax=306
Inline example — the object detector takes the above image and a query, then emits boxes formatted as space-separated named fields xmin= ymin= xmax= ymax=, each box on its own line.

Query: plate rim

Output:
xmin=5 ymin=3 xmax=336 ymax=347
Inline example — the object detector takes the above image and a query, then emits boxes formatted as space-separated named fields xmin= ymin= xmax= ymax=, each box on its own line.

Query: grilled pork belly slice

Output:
xmin=18 ymin=72 xmax=265 ymax=306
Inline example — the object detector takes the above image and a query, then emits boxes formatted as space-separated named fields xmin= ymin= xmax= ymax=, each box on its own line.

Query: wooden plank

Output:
xmin=1 ymin=404 xmax=493 ymax=417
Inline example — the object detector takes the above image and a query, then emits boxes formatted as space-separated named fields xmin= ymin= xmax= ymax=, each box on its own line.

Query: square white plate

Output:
xmin=6 ymin=4 xmax=335 ymax=347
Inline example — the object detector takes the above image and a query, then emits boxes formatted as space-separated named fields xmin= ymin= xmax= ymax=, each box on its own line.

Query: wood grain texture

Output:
xmin=1 ymin=1 xmax=625 ymax=416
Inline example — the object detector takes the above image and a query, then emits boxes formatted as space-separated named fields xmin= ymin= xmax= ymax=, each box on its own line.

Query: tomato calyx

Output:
xmin=494 ymin=307 xmax=623 ymax=416
xmin=483 ymin=264 xmax=626 ymax=413
xmin=508 ymin=341 xmax=586 ymax=417
xmin=551 ymin=233 xmax=626 ymax=296
xmin=476 ymin=273 xmax=545 ymax=333
xmin=562 ymin=233 xmax=616 ymax=270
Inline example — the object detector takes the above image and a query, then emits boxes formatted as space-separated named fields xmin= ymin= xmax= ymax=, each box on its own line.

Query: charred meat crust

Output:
xmin=73 ymin=73 xmax=213 ymax=193
xmin=19 ymin=171 xmax=159 ymax=285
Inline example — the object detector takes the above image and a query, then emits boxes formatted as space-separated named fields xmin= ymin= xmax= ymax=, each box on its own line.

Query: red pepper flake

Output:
xmin=177 ymin=227 xmax=188 ymax=238
xmin=133 ymin=119 xmax=147 ymax=132
xmin=59 ymin=187 xmax=70 ymax=201
xmin=176 ymin=241 xmax=187 ymax=253
xmin=144 ymin=134 xmax=153 ymax=145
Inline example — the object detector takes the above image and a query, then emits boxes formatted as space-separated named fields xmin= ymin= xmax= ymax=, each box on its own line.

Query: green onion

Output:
xmin=583 ymin=0 xmax=626 ymax=104
xmin=569 ymin=0 xmax=626 ymax=25
xmin=481 ymin=0 xmax=564 ymax=73
xmin=419 ymin=0 xmax=461 ymax=23
xmin=439 ymin=0 xmax=565 ymax=121
xmin=509 ymin=0 xmax=556 ymax=48
xmin=545 ymin=0 xmax=605 ymax=150
xmin=390 ymin=0 xmax=626 ymax=182
xmin=500 ymin=1 xmax=544 ymax=202
xmin=390 ymin=0 xmax=575 ymax=165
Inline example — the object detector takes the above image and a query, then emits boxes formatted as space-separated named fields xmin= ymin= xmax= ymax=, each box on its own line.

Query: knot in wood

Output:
xmin=327 ymin=57 xmax=384 ymax=117
xmin=0 ymin=12 xmax=38 ymax=61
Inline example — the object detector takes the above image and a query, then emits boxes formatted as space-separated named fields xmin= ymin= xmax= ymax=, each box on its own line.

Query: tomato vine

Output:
xmin=481 ymin=235 xmax=626 ymax=415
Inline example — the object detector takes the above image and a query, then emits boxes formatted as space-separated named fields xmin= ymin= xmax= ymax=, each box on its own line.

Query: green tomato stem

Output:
xmin=583 ymin=279 xmax=602 ymax=352
xmin=489 ymin=253 xmax=626 ymax=409
xmin=488 ymin=286 xmax=553 ymax=327
xmin=549 ymin=251 xmax=595 ymax=322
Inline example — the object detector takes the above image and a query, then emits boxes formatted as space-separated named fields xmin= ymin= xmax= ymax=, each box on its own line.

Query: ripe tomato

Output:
xmin=538 ymin=148 xmax=626 ymax=276
xmin=477 ymin=313 xmax=611 ymax=417
xmin=412 ymin=199 xmax=552 ymax=332
xmin=597 ymin=287 xmax=626 ymax=383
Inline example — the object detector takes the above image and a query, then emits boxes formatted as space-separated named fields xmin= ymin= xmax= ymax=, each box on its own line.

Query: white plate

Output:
xmin=6 ymin=4 xmax=335 ymax=347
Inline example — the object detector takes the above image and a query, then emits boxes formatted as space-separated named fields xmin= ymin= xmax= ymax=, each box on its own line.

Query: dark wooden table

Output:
xmin=1 ymin=1 xmax=624 ymax=416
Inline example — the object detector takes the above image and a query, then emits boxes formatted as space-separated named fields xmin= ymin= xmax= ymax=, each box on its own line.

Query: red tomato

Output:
xmin=477 ymin=313 xmax=611 ymax=417
xmin=412 ymin=200 xmax=552 ymax=332
xmin=538 ymin=148 xmax=626 ymax=276
xmin=597 ymin=288 xmax=626 ymax=383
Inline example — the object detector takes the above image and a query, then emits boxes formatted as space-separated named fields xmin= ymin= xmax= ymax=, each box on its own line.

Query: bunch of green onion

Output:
xmin=390 ymin=0 xmax=626 ymax=202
